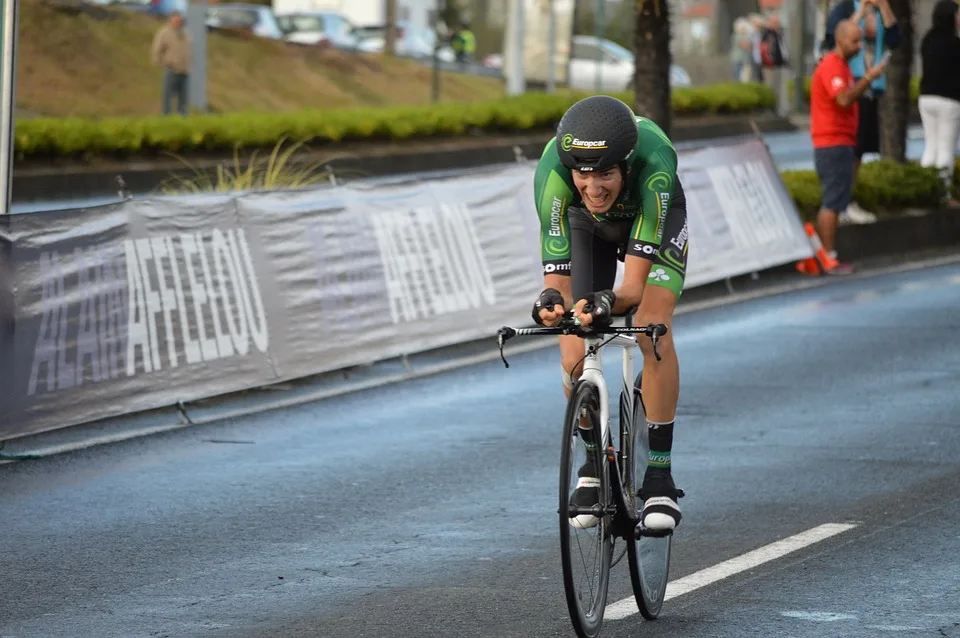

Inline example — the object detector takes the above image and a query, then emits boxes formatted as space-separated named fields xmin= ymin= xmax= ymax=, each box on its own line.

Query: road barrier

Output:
xmin=0 ymin=138 xmax=812 ymax=440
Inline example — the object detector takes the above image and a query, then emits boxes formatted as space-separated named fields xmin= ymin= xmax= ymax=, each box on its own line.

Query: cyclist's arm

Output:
xmin=614 ymin=145 xmax=678 ymax=312
xmin=533 ymin=141 xmax=576 ymax=307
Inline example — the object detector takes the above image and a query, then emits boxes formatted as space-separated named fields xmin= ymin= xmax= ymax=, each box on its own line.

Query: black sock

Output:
xmin=647 ymin=420 xmax=674 ymax=472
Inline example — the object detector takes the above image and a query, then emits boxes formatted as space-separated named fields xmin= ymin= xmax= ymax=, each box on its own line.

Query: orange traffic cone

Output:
xmin=795 ymin=256 xmax=821 ymax=275
xmin=795 ymin=223 xmax=838 ymax=275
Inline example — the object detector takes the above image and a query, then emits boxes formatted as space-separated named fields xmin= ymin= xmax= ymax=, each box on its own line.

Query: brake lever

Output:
xmin=648 ymin=323 xmax=665 ymax=362
xmin=497 ymin=327 xmax=514 ymax=368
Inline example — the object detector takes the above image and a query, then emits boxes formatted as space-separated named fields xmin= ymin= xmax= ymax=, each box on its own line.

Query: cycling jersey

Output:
xmin=533 ymin=116 xmax=684 ymax=275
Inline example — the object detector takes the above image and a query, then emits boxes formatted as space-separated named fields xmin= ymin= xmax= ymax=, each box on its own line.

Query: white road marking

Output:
xmin=604 ymin=522 xmax=859 ymax=621
xmin=780 ymin=611 xmax=858 ymax=622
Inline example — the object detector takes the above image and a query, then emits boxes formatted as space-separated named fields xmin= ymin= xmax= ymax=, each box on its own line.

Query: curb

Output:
xmin=836 ymin=209 xmax=960 ymax=261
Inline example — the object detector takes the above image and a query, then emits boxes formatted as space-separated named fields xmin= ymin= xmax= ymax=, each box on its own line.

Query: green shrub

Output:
xmin=853 ymin=159 xmax=946 ymax=213
xmin=780 ymin=169 xmax=823 ymax=221
xmin=953 ymin=159 xmax=960 ymax=201
xmin=781 ymin=159 xmax=947 ymax=221
xmin=14 ymin=83 xmax=776 ymax=161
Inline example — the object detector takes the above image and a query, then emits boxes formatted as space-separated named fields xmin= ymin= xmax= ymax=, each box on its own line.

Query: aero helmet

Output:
xmin=555 ymin=95 xmax=638 ymax=172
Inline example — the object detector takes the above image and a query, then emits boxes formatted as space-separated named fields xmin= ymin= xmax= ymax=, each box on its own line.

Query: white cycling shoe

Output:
xmin=641 ymin=496 xmax=682 ymax=531
xmin=570 ymin=476 xmax=601 ymax=529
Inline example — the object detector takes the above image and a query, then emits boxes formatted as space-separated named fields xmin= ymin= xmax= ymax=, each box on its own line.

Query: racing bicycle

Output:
xmin=497 ymin=308 xmax=684 ymax=638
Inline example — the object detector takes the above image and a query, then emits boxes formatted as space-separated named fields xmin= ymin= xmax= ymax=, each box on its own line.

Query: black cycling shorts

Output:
xmin=567 ymin=202 xmax=689 ymax=302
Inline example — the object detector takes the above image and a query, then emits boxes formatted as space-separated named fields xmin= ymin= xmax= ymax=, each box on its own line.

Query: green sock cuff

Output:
xmin=648 ymin=450 xmax=671 ymax=468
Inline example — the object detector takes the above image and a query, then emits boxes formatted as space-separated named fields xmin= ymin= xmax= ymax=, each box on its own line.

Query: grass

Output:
xmin=15 ymin=0 xmax=505 ymax=118
xmin=157 ymin=137 xmax=338 ymax=194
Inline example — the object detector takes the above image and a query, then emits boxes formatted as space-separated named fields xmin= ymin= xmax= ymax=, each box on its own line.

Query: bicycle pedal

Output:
xmin=635 ymin=525 xmax=674 ymax=539
xmin=677 ymin=488 xmax=685 ymax=499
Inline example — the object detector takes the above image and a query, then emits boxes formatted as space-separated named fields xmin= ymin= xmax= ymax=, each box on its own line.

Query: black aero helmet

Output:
xmin=555 ymin=95 xmax=638 ymax=172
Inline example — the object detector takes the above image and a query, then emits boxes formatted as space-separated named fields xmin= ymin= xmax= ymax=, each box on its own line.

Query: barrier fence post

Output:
xmin=0 ymin=0 xmax=20 ymax=215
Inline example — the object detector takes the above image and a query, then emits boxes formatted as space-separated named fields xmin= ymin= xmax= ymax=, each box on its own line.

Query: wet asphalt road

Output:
xmin=2 ymin=260 xmax=960 ymax=638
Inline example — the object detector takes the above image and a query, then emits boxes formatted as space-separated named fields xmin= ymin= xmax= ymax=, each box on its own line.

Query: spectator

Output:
xmin=151 ymin=11 xmax=193 ymax=116
xmin=758 ymin=13 xmax=789 ymax=71
xmin=450 ymin=22 xmax=476 ymax=68
xmin=918 ymin=0 xmax=960 ymax=206
xmin=810 ymin=19 xmax=888 ymax=275
xmin=747 ymin=13 xmax=767 ymax=82
xmin=730 ymin=18 xmax=755 ymax=83
xmin=822 ymin=0 xmax=901 ymax=223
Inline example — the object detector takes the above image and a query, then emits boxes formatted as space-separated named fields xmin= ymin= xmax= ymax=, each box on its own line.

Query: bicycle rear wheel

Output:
xmin=625 ymin=372 xmax=672 ymax=620
xmin=559 ymin=380 xmax=612 ymax=638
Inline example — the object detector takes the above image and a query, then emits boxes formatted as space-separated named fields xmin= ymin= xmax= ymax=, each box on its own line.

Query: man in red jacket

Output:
xmin=810 ymin=19 xmax=888 ymax=275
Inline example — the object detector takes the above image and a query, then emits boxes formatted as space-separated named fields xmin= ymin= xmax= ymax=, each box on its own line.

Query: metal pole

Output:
xmin=506 ymin=0 xmax=525 ymax=95
xmin=385 ymin=0 xmax=398 ymax=56
xmin=0 ymin=0 xmax=20 ymax=214
xmin=594 ymin=0 xmax=605 ymax=91
xmin=546 ymin=0 xmax=556 ymax=92
xmin=432 ymin=0 xmax=443 ymax=102
xmin=187 ymin=0 xmax=208 ymax=113
xmin=791 ymin=0 xmax=808 ymax=114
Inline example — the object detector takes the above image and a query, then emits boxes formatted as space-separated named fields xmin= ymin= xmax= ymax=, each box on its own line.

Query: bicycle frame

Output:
xmin=577 ymin=327 xmax=639 ymax=454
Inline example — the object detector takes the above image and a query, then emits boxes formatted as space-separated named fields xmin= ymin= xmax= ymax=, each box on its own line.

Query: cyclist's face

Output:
xmin=572 ymin=167 xmax=623 ymax=214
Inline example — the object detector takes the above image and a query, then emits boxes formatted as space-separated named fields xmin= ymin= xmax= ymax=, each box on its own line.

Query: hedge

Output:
xmin=14 ymin=83 xmax=776 ymax=161
xmin=781 ymin=158 xmax=959 ymax=222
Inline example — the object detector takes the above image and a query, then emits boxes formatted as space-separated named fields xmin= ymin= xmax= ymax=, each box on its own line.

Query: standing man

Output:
xmin=151 ymin=11 xmax=193 ymax=116
xmin=811 ymin=20 xmax=888 ymax=275
xmin=822 ymin=0 xmax=901 ymax=223
xmin=451 ymin=22 xmax=476 ymax=68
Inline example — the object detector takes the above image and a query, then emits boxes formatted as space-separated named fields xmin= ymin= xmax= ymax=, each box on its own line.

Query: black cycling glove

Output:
xmin=532 ymin=288 xmax=565 ymax=326
xmin=580 ymin=290 xmax=617 ymax=326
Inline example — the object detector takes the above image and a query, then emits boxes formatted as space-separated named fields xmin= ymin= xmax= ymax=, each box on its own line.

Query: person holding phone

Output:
xmin=811 ymin=19 xmax=890 ymax=275
xmin=821 ymin=0 xmax=902 ymax=224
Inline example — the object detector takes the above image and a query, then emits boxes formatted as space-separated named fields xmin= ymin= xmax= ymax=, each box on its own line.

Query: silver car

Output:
xmin=568 ymin=35 xmax=693 ymax=91
xmin=205 ymin=4 xmax=285 ymax=40
xmin=276 ymin=11 xmax=360 ymax=49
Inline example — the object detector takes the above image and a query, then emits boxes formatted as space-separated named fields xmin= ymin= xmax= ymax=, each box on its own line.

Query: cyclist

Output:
xmin=531 ymin=95 xmax=687 ymax=532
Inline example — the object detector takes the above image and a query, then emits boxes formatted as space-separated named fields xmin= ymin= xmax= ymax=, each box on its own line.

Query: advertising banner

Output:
xmin=0 ymin=137 xmax=811 ymax=440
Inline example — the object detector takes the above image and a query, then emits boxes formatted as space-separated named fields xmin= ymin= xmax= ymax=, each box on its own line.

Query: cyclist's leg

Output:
xmin=635 ymin=205 xmax=688 ymax=530
xmin=559 ymin=214 xmax=619 ymax=397
xmin=562 ymin=214 xmax=620 ymax=528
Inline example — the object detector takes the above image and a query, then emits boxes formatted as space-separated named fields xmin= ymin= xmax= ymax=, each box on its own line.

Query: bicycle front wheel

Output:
xmin=559 ymin=380 xmax=612 ymax=638
xmin=625 ymin=373 xmax=672 ymax=620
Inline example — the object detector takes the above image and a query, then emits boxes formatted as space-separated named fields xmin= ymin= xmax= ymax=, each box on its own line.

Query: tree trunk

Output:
xmin=879 ymin=0 xmax=914 ymax=162
xmin=633 ymin=0 xmax=672 ymax=136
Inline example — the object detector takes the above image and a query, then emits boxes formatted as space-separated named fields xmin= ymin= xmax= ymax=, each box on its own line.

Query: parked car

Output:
xmin=112 ymin=0 xmax=186 ymax=17
xmin=205 ymin=3 xmax=285 ymax=40
xmin=568 ymin=35 xmax=692 ymax=91
xmin=352 ymin=21 xmax=455 ymax=62
xmin=275 ymin=11 xmax=360 ymax=49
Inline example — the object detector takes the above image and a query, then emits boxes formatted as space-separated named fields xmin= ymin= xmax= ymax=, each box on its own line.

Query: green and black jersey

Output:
xmin=533 ymin=116 xmax=682 ymax=275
